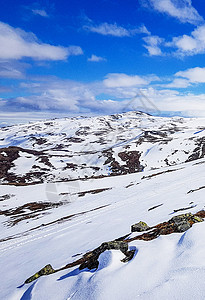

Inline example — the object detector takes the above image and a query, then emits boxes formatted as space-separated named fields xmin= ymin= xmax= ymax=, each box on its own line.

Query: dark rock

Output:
xmin=79 ymin=241 xmax=131 ymax=271
xmin=121 ymin=250 xmax=136 ymax=263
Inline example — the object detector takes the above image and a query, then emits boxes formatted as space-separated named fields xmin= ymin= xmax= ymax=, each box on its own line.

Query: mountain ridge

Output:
xmin=0 ymin=111 xmax=204 ymax=185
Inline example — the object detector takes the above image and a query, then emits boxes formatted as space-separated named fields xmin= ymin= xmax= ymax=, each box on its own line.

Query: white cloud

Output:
xmin=0 ymin=61 xmax=25 ymax=79
xmin=66 ymin=46 xmax=83 ymax=56
xmin=154 ymin=66 xmax=205 ymax=88
xmin=103 ymin=73 xmax=149 ymax=87
xmin=84 ymin=22 xmax=130 ymax=37
xmin=84 ymin=22 xmax=151 ymax=37
xmin=1 ymin=71 xmax=205 ymax=118
xmin=143 ymin=35 xmax=164 ymax=56
xmin=133 ymin=25 xmax=151 ymax=35
xmin=17 ymin=91 xmax=78 ymax=111
xmin=3 ymin=81 xmax=205 ymax=117
xmin=2 ymin=69 xmax=205 ymax=117
xmin=128 ymin=87 xmax=205 ymax=117
xmin=144 ymin=45 xmax=162 ymax=56
xmin=163 ymin=78 xmax=190 ymax=88
xmin=175 ymin=67 xmax=205 ymax=83
xmin=0 ymin=72 xmax=154 ymax=114
xmin=0 ymin=68 xmax=22 ymax=79
xmin=145 ymin=24 xmax=205 ymax=57
xmin=88 ymin=55 xmax=106 ymax=62
xmin=174 ymin=35 xmax=197 ymax=51
xmin=139 ymin=25 xmax=151 ymax=35
xmin=0 ymin=21 xmax=83 ymax=60
xmin=143 ymin=0 xmax=203 ymax=25
xmin=157 ymin=92 xmax=205 ymax=117
xmin=171 ymin=25 xmax=205 ymax=56
xmin=32 ymin=9 xmax=48 ymax=17
xmin=147 ymin=24 xmax=205 ymax=57
xmin=8 ymin=79 xmax=97 ymax=112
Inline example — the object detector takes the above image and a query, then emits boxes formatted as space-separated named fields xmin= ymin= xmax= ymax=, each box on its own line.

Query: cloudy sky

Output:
xmin=1 ymin=0 xmax=205 ymax=124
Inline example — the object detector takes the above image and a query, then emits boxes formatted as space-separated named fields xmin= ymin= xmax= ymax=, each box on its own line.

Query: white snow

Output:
xmin=0 ymin=157 xmax=205 ymax=299
xmin=0 ymin=112 xmax=205 ymax=299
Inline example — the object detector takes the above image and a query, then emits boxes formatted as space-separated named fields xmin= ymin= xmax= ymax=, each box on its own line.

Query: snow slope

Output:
xmin=0 ymin=112 xmax=205 ymax=299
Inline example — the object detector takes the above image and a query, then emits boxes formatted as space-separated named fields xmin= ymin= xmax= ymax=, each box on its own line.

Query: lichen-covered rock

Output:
xmin=103 ymin=241 xmax=128 ymax=254
xmin=131 ymin=221 xmax=149 ymax=232
xmin=169 ymin=213 xmax=203 ymax=232
xmin=175 ymin=221 xmax=191 ymax=233
xmin=25 ymin=264 xmax=55 ymax=284
xmin=171 ymin=213 xmax=203 ymax=224
xmin=192 ymin=215 xmax=203 ymax=223
xmin=170 ymin=213 xmax=192 ymax=224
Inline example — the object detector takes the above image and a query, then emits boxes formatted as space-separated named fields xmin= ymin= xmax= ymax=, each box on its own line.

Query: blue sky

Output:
xmin=1 ymin=0 xmax=205 ymax=124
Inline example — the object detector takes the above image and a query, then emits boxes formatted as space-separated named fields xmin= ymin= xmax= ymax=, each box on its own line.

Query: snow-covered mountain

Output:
xmin=0 ymin=111 xmax=205 ymax=184
xmin=0 ymin=111 xmax=205 ymax=300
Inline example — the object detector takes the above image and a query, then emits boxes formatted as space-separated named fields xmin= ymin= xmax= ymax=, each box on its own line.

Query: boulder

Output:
xmin=131 ymin=221 xmax=149 ymax=232
xmin=169 ymin=213 xmax=203 ymax=232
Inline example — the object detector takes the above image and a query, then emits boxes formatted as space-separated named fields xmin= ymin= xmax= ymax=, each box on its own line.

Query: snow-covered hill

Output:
xmin=0 ymin=112 xmax=205 ymax=300
xmin=0 ymin=111 xmax=205 ymax=184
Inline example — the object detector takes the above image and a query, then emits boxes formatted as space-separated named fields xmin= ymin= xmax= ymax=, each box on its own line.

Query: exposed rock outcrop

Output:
xmin=24 ymin=210 xmax=205 ymax=284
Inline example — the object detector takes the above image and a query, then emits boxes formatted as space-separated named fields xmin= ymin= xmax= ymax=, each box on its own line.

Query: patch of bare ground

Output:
xmin=77 ymin=188 xmax=112 ymax=197
xmin=172 ymin=205 xmax=197 ymax=213
xmin=186 ymin=137 xmax=205 ymax=162
xmin=0 ymin=194 xmax=15 ymax=201
xmin=142 ymin=168 xmax=183 ymax=180
xmin=103 ymin=149 xmax=143 ymax=175
xmin=125 ymin=183 xmax=134 ymax=188
xmin=148 ymin=204 xmax=163 ymax=211
xmin=59 ymin=188 xmax=112 ymax=198
xmin=1 ymin=202 xmax=65 ymax=227
xmin=187 ymin=186 xmax=205 ymax=194
xmin=0 ymin=146 xmax=47 ymax=184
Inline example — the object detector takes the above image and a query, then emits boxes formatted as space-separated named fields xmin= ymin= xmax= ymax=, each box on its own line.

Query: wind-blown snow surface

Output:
xmin=0 ymin=112 xmax=205 ymax=299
